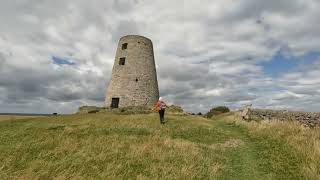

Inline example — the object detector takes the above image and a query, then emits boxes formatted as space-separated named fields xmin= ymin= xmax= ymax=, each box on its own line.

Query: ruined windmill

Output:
xmin=105 ymin=35 xmax=159 ymax=108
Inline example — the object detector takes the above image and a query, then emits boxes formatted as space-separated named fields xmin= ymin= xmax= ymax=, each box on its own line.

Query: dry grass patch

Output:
xmin=1 ymin=112 xmax=308 ymax=179
xmin=0 ymin=115 xmax=43 ymax=121
xmin=222 ymin=113 xmax=320 ymax=179
xmin=207 ymin=139 xmax=245 ymax=150
xmin=0 ymin=113 xmax=225 ymax=179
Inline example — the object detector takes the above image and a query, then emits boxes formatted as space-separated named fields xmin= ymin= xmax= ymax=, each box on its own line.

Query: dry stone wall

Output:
xmin=240 ymin=107 xmax=320 ymax=127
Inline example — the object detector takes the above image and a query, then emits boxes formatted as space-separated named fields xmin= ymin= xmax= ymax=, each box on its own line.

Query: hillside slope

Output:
xmin=0 ymin=112 xmax=317 ymax=179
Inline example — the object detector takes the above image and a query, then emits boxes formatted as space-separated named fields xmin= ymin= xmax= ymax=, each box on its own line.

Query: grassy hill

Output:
xmin=0 ymin=112 xmax=319 ymax=179
xmin=0 ymin=115 xmax=44 ymax=122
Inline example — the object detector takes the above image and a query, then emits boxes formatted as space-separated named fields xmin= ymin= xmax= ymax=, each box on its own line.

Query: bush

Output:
xmin=77 ymin=105 xmax=184 ymax=115
xmin=114 ymin=106 xmax=152 ymax=114
xmin=77 ymin=106 xmax=106 ymax=114
xmin=88 ymin=110 xmax=99 ymax=114
xmin=77 ymin=106 xmax=152 ymax=114
xmin=206 ymin=106 xmax=230 ymax=118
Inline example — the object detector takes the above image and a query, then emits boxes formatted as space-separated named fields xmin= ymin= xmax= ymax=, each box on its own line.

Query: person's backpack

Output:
xmin=160 ymin=101 xmax=166 ymax=110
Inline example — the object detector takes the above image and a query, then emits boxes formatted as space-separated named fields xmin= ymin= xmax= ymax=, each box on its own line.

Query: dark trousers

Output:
xmin=159 ymin=109 xmax=165 ymax=123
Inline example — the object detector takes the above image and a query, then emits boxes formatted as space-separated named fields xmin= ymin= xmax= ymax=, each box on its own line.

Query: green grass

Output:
xmin=0 ymin=112 xmax=317 ymax=179
xmin=0 ymin=115 xmax=43 ymax=121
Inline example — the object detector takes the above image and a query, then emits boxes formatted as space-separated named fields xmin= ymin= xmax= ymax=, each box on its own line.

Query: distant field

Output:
xmin=0 ymin=112 xmax=319 ymax=179
xmin=0 ymin=115 xmax=43 ymax=121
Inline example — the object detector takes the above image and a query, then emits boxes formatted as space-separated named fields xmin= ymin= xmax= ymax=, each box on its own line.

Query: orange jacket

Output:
xmin=154 ymin=100 xmax=166 ymax=110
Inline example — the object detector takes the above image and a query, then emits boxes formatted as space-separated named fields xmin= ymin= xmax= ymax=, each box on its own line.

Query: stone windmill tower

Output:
xmin=105 ymin=35 xmax=159 ymax=108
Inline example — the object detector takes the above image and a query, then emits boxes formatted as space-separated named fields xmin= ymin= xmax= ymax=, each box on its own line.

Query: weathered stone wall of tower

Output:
xmin=105 ymin=35 xmax=159 ymax=108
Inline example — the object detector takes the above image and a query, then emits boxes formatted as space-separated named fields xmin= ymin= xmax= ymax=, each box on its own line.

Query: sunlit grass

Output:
xmin=0 ymin=115 xmax=43 ymax=121
xmin=0 ymin=112 xmax=315 ymax=179
xmin=220 ymin=113 xmax=320 ymax=180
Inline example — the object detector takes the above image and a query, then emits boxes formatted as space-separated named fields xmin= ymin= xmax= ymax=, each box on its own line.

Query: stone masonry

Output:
xmin=105 ymin=35 xmax=159 ymax=108
xmin=239 ymin=106 xmax=320 ymax=128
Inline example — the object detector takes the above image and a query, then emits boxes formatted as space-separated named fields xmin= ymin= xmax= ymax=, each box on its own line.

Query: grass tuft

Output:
xmin=0 ymin=112 xmax=318 ymax=179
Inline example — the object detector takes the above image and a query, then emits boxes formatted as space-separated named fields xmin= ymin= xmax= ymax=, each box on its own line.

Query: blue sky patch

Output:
xmin=261 ymin=50 xmax=320 ymax=77
xmin=52 ymin=56 xmax=75 ymax=66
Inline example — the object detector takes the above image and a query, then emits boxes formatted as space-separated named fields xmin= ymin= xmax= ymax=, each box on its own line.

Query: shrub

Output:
xmin=206 ymin=106 xmax=230 ymax=118
xmin=77 ymin=106 xmax=105 ymax=114
xmin=114 ymin=106 xmax=153 ymax=114
xmin=88 ymin=110 xmax=99 ymax=114
xmin=77 ymin=105 xmax=185 ymax=115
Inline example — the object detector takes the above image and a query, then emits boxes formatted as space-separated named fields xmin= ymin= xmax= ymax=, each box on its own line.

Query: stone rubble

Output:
xmin=239 ymin=107 xmax=320 ymax=128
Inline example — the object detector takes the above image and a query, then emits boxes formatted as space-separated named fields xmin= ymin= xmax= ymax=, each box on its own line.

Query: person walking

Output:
xmin=153 ymin=97 xmax=167 ymax=124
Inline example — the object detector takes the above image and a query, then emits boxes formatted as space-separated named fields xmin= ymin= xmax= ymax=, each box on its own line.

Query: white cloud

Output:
xmin=0 ymin=0 xmax=320 ymax=113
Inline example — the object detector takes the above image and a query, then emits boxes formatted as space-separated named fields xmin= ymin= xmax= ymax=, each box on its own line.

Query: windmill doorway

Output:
xmin=111 ymin=98 xmax=120 ymax=108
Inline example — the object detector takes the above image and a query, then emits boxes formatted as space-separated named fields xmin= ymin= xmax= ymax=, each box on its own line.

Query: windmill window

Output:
xmin=122 ymin=43 xmax=128 ymax=50
xmin=119 ymin=57 xmax=126 ymax=65
xmin=111 ymin=98 xmax=119 ymax=108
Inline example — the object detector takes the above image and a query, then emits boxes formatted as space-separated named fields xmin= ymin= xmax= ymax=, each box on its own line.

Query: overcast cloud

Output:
xmin=0 ymin=0 xmax=319 ymax=113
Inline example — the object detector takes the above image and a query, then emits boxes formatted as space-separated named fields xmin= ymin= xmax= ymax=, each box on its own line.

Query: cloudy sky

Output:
xmin=1 ymin=0 xmax=320 ymax=114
